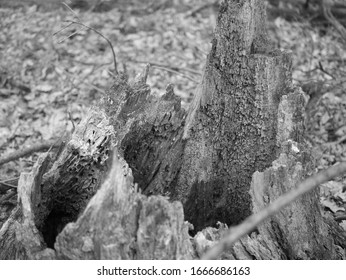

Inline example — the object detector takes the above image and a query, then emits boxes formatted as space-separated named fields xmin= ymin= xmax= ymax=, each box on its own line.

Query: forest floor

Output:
xmin=0 ymin=0 xmax=346 ymax=230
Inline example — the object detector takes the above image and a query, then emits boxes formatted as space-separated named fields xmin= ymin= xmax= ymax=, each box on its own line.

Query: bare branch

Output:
xmin=0 ymin=141 xmax=60 ymax=167
xmin=185 ymin=1 xmax=218 ymax=18
xmin=129 ymin=58 xmax=201 ymax=76
xmin=202 ymin=162 xmax=346 ymax=259
xmin=64 ymin=20 xmax=118 ymax=75
xmin=53 ymin=21 xmax=73 ymax=36
xmin=57 ymin=2 xmax=118 ymax=74
xmin=57 ymin=26 xmax=85 ymax=44
xmin=322 ymin=0 xmax=346 ymax=43
xmin=152 ymin=65 xmax=199 ymax=83
xmin=318 ymin=61 xmax=335 ymax=79
xmin=62 ymin=2 xmax=80 ymax=20
xmin=0 ymin=178 xmax=18 ymax=193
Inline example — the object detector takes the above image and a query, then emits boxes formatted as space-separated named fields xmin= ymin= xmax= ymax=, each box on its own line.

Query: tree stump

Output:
xmin=0 ymin=0 xmax=345 ymax=259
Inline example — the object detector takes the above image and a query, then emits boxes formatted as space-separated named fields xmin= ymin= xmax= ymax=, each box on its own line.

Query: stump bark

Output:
xmin=0 ymin=0 xmax=345 ymax=259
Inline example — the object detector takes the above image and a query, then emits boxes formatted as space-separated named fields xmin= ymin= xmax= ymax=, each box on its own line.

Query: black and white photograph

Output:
xmin=0 ymin=0 xmax=345 ymax=273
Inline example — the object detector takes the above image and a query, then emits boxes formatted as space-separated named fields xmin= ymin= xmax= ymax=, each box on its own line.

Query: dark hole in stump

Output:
xmin=40 ymin=209 xmax=73 ymax=249
xmin=183 ymin=179 xmax=251 ymax=234
xmin=122 ymin=130 xmax=253 ymax=235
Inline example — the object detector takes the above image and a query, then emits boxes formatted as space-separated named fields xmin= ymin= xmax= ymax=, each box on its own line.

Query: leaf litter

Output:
xmin=0 ymin=0 xmax=346 ymax=230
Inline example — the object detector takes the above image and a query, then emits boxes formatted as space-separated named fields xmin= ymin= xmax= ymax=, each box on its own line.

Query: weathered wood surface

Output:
xmin=55 ymin=152 xmax=194 ymax=259
xmin=0 ymin=0 xmax=345 ymax=259
xmin=0 ymin=107 xmax=115 ymax=258
xmin=0 ymin=67 xmax=345 ymax=259
xmin=118 ymin=0 xmax=345 ymax=258
xmin=0 ymin=68 xmax=193 ymax=259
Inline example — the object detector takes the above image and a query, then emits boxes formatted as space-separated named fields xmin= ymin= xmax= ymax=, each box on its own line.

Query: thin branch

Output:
xmin=0 ymin=177 xmax=19 ymax=185
xmin=84 ymin=81 xmax=106 ymax=95
xmin=0 ymin=177 xmax=17 ymax=194
xmin=58 ymin=2 xmax=118 ymax=74
xmin=0 ymin=180 xmax=17 ymax=193
xmin=185 ymin=1 xmax=217 ymax=17
xmin=318 ymin=61 xmax=335 ymax=79
xmin=0 ymin=181 xmax=16 ymax=189
xmin=131 ymin=58 xmax=200 ymax=82
xmin=322 ymin=0 xmax=346 ymax=43
xmin=202 ymin=162 xmax=346 ymax=259
xmin=57 ymin=26 xmax=85 ymax=44
xmin=53 ymin=21 xmax=73 ymax=36
xmin=130 ymin=58 xmax=201 ymax=76
xmin=0 ymin=191 xmax=16 ymax=205
xmin=71 ymin=59 xmax=113 ymax=67
xmin=0 ymin=141 xmax=60 ymax=167
xmin=62 ymin=2 xmax=80 ymax=20
xmin=152 ymin=65 xmax=199 ymax=83
xmin=63 ymin=20 xmax=118 ymax=74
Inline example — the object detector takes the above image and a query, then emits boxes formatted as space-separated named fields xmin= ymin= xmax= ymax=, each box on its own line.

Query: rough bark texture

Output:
xmin=176 ymin=1 xmax=292 ymax=230
xmin=0 ymin=0 xmax=345 ymax=260
xmin=122 ymin=0 xmax=293 ymax=231
xmin=118 ymin=0 xmax=345 ymax=258
xmin=54 ymin=152 xmax=194 ymax=260
xmin=248 ymin=89 xmax=336 ymax=260
xmin=0 ymin=107 xmax=115 ymax=258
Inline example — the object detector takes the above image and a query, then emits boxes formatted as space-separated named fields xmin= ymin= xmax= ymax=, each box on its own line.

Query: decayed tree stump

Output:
xmin=121 ymin=0 xmax=291 ymax=231
xmin=0 ymin=0 xmax=345 ymax=259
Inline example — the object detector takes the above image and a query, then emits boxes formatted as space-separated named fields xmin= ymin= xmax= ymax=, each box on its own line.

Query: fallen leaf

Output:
xmin=35 ymin=84 xmax=53 ymax=93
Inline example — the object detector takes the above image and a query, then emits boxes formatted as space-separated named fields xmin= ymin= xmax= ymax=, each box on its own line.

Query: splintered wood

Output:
xmin=1 ymin=0 xmax=345 ymax=259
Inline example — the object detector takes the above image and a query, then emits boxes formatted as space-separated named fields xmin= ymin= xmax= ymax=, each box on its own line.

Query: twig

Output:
xmin=71 ymin=59 xmax=113 ymax=67
xmin=0 ymin=180 xmax=17 ymax=193
xmin=295 ymin=66 xmax=334 ymax=79
xmin=152 ymin=65 xmax=199 ymax=83
xmin=52 ymin=21 xmax=73 ymax=36
xmin=130 ymin=58 xmax=201 ymax=76
xmin=84 ymin=81 xmax=106 ymax=94
xmin=202 ymin=162 xmax=346 ymax=259
xmin=185 ymin=1 xmax=217 ymax=17
xmin=57 ymin=26 xmax=86 ymax=44
xmin=57 ymin=2 xmax=118 ymax=74
xmin=130 ymin=58 xmax=200 ymax=83
xmin=62 ymin=2 xmax=80 ymax=19
xmin=0 ymin=191 xmax=16 ymax=205
xmin=63 ymin=20 xmax=118 ymax=75
xmin=318 ymin=61 xmax=335 ymax=79
xmin=322 ymin=0 xmax=346 ymax=43
xmin=1 ymin=176 xmax=19 ymax=182
xmin=0 ymin=177 xmax=19 ymax=192
xmin=0 ymin=181 xmax=16 ymax=189
xmin=0 ymin=141 xmax=60 ymax=167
